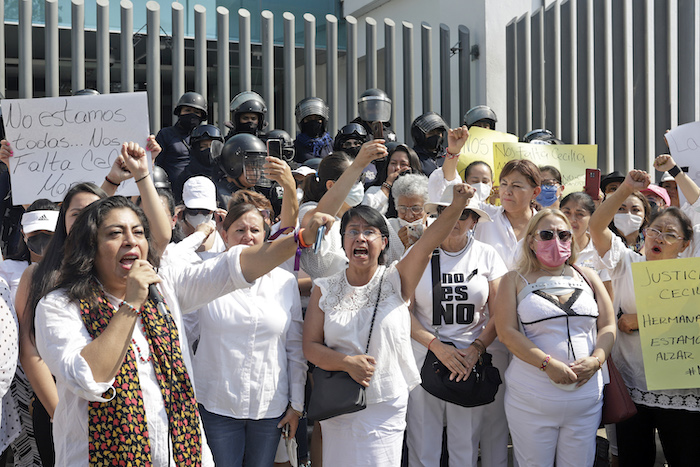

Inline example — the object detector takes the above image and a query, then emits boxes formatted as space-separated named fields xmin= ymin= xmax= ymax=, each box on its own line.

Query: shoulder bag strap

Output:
xmin=364 ymin=270 xmax=386 ymax=354
xmin=571 ymin=263 xmax=596 ymax=301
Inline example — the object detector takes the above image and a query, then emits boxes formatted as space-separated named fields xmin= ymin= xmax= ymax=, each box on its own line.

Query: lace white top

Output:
xmin=599 ymin=235 xmax=700 ymax=411
xmin=315 ymin=263 xmax=421 ymax=404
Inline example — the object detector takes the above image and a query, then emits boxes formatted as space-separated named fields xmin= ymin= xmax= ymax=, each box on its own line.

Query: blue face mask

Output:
xmin=536 ymin=184 xmax=559 ymax=207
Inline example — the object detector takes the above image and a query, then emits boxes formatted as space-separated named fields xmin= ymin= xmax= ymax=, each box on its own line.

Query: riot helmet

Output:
xmin=463 ymin=105 xmax=497 ymax=130
xmin=358 ymin=88 xmax=392 ymax=123
xmin=229 ymin=91 xmax=268 ymax=135
xmin=152 ymin=165 xmax=172 ymax=191
xmin=411 ymin=112 xmax=449 ymax=153
xmin=295 ymin=97 xmax=330 ymax=138
xmin=334 ymin=123 xmax=368 ymax=157
xmin=521 ymin=128 xmax=563 ymax=145
xmin=73 ymin=89 xmax=100 ymax=96
xmin=219 ymin=133 xmax=267 ymax=183
xmin=173 ymin=91 xmax=208 ymax=120
xmin=266 ymin=129 xmax=295 ymax=163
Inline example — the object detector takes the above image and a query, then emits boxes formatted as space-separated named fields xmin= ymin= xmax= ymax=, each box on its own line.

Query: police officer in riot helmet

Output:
xmin=521 ymin=128 xmax=564 ymax=145
xmin=265 ymin=129 xmax=295 ymax=164
xmin=411 ymin=111 xmax=449 ymax=175
xmin=226 ymin=91 xmax=268 ymax=139
xmin=215 ymin=133 xmax=280 ymax=213
xmin=463 ymin=105 xmax=497 ymax=130
xmin=155 ymin=91 xmax=208 ymax=185
xmin=153 ymin=166 xmax=172 ymax=191
xmin=334 ymin=123 xmax=369 ymax=158
xmin=351 ymin=88 xmax=397 ymax=142
xmin=293 ymin=97 xmax=334 ymax=163
xmin=174 ymin=124 xmax=225 ymax=202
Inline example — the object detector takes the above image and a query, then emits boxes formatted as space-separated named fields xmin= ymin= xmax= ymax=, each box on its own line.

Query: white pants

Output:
xmin=406 ymin=384 xmax=494 ymax=466
xmin=478 ymin=341 xmax=511 ymax=467
xmin=320 ymin=392 xmax=408 ymax=466
xmin=505 ymin=383 xmax=603 ymax=467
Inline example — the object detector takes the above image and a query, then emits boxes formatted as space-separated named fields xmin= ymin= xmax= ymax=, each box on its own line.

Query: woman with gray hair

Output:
xmin=387 ymin=172 xmax=430 ymax=251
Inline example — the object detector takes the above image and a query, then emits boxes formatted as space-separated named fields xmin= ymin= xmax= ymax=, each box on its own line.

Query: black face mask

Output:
xmin=177 ymin=113 xmax=202 ymax=133
xmin=26 ymin=232 xmax=53 ymax=256
xmin=424 ymin=134 xmax=444 ymax=153
xmin=237 ymin=121 xmax=258 ymax=135
xmin=301 ymin=120 xmax=324 ymax=138
xmin=194 ymin=147 xmax=214 ymax=167
xmin=344 ymin=145 xmax=361 ymax=158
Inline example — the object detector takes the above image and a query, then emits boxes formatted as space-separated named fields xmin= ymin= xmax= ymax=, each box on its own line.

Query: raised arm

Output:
xmin=654 ymin=154 xmax=700 ymax=205
xmin=396 ymin=183 xmax=472 ymax=300
xmin=301 ymin=140 xmax=388 ymax=226
xmin=588 ymin=170 xmax=650 ymax=258
xmin=442 ymin=126 xmax=469 ymax=182
xmin=264 ymin=156 xmax=298 ymax=229
xmin=240 ymin=212 xmax=334 ymax=283
xmin=120 ymin=141 xmax=172 ymax=254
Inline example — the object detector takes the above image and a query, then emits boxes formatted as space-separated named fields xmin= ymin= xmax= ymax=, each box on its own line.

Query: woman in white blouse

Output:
xmin=194 ymin=202 xmax=305 ymax=467
xmin=589 ymin=168 xmax=700 ymax=466
xmin=303 ymin=165 xmax=474 ymax=466
xmin=34 ymin=193 xmax=332 ymax=467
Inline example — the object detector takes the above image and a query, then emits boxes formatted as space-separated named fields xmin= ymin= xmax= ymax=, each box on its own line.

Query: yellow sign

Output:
xmin=492 ymin=142 xmax=598 ymax=195
xmin=631 ymin=258 xmax=700 ymax=390
xmin=456 ymin=127 xmax=518 ymax=180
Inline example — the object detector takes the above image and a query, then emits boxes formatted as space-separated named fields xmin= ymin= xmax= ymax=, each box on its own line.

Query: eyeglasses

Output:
xmin=644 ymin=227 xmax=683 ymax=245
xmin=258 ymin=208 xmax=271 ymax=219
xmin=535 ymin=229 xmax=573 ymax=242
xmin=343 ymin=229 xmax=383 ymax=240
xmin=436 ymin=206 xmax=474 ymax=221
xmin=184 ymin=208 xmax=212 ymax=216
xmin=541 ymin=179 xmax=560 ymax=186
xmin=397 ymin=205 xmax=424 ymax=215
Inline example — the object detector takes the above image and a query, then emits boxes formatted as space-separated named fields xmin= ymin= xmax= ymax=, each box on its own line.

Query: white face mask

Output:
xmin=345 ymin=182 xmax=365 ymax=207
xmin=613 ymin=213 xmax=643 ymax=236
xmin=296 ymin=187 xmax=304 ymax=204
xmin=472 ymin=182 xmax=492 ymax=202
xmin=186 ymin=212 xmax=213 ymax=228
xmin=398 ymin=218 xmax=424 ymax=243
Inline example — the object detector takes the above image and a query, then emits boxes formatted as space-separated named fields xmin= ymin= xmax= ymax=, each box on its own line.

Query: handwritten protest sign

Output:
xmin=2 ymin=92 xmax=151 ymax=204
xmin=492 ymin=142 xmax=597 ymax=195
xmin=665 ymin=121 xmax=700 ymax=206
xmin=456 ymin=127 xmax=518 ymax=180
xmin=632 ymin=257 xmax=700 ymax=390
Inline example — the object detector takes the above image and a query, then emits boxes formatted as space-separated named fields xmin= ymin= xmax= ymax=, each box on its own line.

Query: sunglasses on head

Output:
xmin=535 ymin=229 xmax=572 ymax=242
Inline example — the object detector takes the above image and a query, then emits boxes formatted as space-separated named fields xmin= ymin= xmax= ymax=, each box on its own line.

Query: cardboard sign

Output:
xmin=456 ymin=127 xmax=518 ymax=180
xmin=492 ymin=142 xmax=598 ymax=195
xmin=2 ymin=93 xmax=151 ymax=204
xmin=632 ymin=257 xmax=700 ymax=390
xmin=665 ymin=122 xmax=700 ymax=206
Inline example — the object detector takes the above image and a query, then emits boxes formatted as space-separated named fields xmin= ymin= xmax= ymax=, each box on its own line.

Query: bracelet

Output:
xmin=119 ymin=300 xmax=140 ymax=315
xmin=104 ymin=175 xmax=120 ymax=187
xmin=470 ymin=339 xmax=486 ymax=356
xmin=593 ymin=355 xmax=603 ymax=370
xmin=134 ymin=172 xmax=150 ymax=183
xmin=669 ymin=165 xmax=682 ymax=177
xmin=382 ymin=182 xmax=393 ymax=191
xmin=539 ymin=354 xmax=551 ymax=371
xmin=289 ymin=405 xmax=304 ymax=419
xmin=296 ymin=228 xmax=312 ymax=249
xmin=445 ymin=148 xmax=460 ymax=159
xmin=428 ymin=337 xmax=438 ymax=352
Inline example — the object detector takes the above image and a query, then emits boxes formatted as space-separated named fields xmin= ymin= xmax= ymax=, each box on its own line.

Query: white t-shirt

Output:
xmin=412 ymin=240 xmax=507 ymax=360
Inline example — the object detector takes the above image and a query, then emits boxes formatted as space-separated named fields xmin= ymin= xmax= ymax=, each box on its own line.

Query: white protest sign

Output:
xmin=2 ymin=92 xmax=151 ymax=204
xmin=665 ymin=121 xmax=700 ymax=206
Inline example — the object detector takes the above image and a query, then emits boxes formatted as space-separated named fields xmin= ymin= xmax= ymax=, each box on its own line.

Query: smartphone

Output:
xmin=585 ymin=168 xmax=601 ymax=200
xmin=314 ymin=225 xmax=326 ymax=254
xmin=267 ymin=139 xmax=282 ymax=159
xmin=370 ymin=121 xmax=384 ymax=140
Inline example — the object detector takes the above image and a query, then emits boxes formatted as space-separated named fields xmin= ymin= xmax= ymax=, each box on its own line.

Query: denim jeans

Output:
xmin=200 ymin=405 xmax=283 ymax=467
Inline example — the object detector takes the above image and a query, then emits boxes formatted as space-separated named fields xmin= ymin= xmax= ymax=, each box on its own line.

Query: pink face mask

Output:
xmin=535 ymin=237 xmax=572 ymax=268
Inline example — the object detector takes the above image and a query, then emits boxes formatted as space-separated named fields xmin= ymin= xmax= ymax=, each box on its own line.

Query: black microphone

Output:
xmin=148 ymin=284 xmax=164 ymax=304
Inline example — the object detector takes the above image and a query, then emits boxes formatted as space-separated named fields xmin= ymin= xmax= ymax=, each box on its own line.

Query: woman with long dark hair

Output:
xmin=362 ymin=143 xmax=422 ymax=217
xmin=34 ymin=193 xmax=332 ymax=466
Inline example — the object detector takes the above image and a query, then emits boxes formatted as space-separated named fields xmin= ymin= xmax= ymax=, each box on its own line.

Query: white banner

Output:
xmin=2 ymin=92 xmax=151 ymax=204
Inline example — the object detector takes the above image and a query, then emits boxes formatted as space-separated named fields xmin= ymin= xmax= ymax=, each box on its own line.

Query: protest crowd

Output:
xmin=0 ymin=85 xmax=697 ymax=467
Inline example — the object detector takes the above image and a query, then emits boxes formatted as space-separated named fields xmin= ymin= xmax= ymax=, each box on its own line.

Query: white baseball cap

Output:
xmin=182 ymin=176 xmax=217 ymax=211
